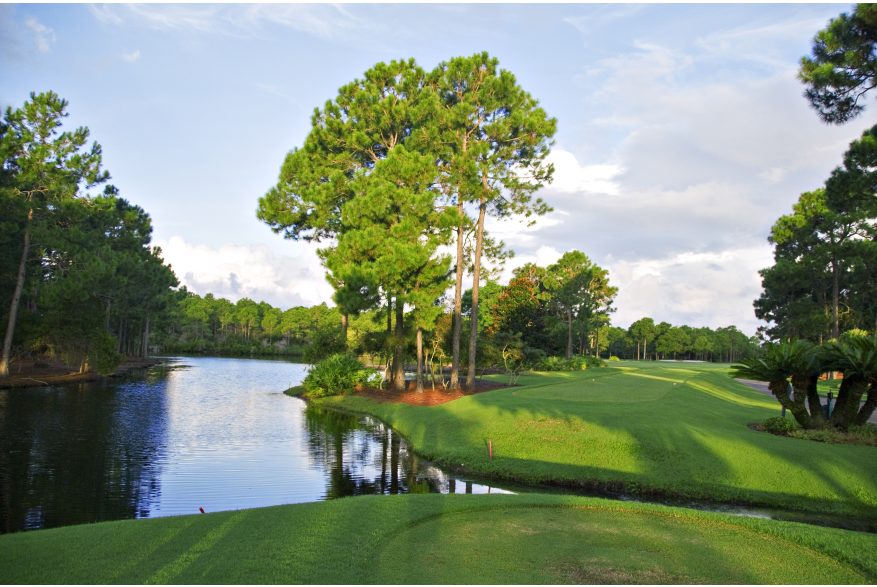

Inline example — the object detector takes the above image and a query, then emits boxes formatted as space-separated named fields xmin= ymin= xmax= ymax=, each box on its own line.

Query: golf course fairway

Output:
xmin=318 ymin=361 xmax=877 ymax=517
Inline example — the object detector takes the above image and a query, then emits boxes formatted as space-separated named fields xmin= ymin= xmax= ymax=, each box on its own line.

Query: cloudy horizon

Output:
xmin=3 ymin=3 xmax=874 ymax=336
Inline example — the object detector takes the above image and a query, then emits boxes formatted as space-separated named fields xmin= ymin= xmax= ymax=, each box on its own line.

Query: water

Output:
xmin=0 ymin=356 xmax=510 ymax=534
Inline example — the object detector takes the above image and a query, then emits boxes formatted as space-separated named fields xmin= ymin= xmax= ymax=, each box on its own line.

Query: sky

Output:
xmin=3 ymin=3 xmax=876 ymax=336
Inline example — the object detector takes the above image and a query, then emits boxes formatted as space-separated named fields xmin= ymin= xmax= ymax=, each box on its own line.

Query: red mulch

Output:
xmin=354 ymin=377 xmax=512 ymax=406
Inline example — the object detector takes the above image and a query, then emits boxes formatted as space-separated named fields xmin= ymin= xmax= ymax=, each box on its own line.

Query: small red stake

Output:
xmin=199 ymin=507 xmax=205 ymax=514
xmin=489 ymin=440 xmax=492 ymax=460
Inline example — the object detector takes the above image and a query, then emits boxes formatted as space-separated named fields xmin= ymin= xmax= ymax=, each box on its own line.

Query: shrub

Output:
xmin=303 ymin=354 xmax=380 ymax=398
xmin=608 ymin=356 xmax=620 ymax=361
xmin=761 ymin=416 xmax=798 ymax=435
xmin=585 ymin=356 xmax=606 ymax=369
xmin=533 ymin=355 xmax=605 ymax=372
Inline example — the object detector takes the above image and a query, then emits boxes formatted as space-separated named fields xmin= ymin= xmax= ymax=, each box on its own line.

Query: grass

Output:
xmin=2 ymin=493 xmax=875 ymax=584
xmin=316 ymin=361 xmax=877 ymax=517
xmin=818 ymin=378 xmax=869 ymax=400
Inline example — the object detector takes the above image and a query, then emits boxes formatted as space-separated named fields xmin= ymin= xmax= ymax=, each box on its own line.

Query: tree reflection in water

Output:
xmin=0 ymin=376 xmax=167 ymax=534
xmin=303 ymin=406 xmax=447 ymax=499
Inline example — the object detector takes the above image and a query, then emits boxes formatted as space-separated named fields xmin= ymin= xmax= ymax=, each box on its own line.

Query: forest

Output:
xmin=0 ymin=92 xmax=177 ymax=376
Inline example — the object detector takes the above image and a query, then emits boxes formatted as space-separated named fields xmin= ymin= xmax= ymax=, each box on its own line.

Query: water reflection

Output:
xmin=0 ymin=377 xmax=166 ymax=533
xmin=303 ymin=406 xmax=508 ymax=499
xmin=0 ymin=356 xmax=510 ymax=534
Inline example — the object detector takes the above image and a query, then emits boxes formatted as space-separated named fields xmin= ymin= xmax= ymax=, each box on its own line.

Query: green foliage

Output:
xmin=799 ymin=4 xmax=877 ymax=124
xmin=608 ymin=355 xmax=620 ymax=361
xmin=789 ymin=424 xmax=877 ymax=446
xmin=302 ymin=353 xmax=380 ymax=398
xmin=760 ymin=416 xmax=798 ymax=435
xmin=533 ymin=355 xmax=604 ymax=372
xmin=0 ymin=92 xmax=178 ymax=374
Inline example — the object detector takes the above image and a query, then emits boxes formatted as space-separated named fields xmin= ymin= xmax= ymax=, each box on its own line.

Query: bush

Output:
xmin=761 ymin=416 xmax=798 ymax=435
xmin=608 ymin=356 xmax=620 ymax=361
xmin=533 ymin=355 xmax=605 ymax=372
xmin=585 ymin=356 xmax=606 ymax=368
xmin=302 ymin=353 xmax=382 ymax=398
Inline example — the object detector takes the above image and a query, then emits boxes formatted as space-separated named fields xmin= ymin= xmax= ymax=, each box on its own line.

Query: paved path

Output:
xmin=735 ymin=379 xmax=877 ymax=424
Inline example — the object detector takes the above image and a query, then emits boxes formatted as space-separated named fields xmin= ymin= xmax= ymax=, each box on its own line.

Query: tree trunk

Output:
xmin=341 ymin=312 xmax=348 ymax=348
xmin=142 ymin=315 xmax=150 ymax=359
xmin=416 ymin=326 xmax=424 ymax=393
xmin=0 ymin=223 xmax=30 ymax=377
xmin=636 ymin=341 xmax=640 ymax=361
xmin=772 ymin=379 xmax=811 ymax=428
xmin=393 ymin=301 xmax=405 ymax=391
xmin=450 ymin=205 xmax=465 ymax=391
xmin=804 ymin=374 xmax=826 ymax=428
xmin=566 ymin=308 xmax=573 ymax=359
xmin=830 ymin=375 xmax=868 ymax=431
xmin=832 ymin=256 xmax=840 ymax=340
xmin=466 ymin=198 xmax=487 ymax=390
xmin=853 ymin=381 xmax=877 ymax=426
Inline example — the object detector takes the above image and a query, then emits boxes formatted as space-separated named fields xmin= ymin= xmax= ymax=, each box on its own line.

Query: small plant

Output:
xmin=608 ymin=356 xmax=620 ymax=362
xmin=303 ymin=354 xmax=379 ymax=398
xmin=761 ymin=416 xmax=798 ymax=435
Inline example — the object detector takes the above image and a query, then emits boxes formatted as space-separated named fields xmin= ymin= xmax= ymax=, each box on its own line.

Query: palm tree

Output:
xmin=731 ymin=340 xmax=826 ymax=429
xmin=822 ymin=336 xmax=877 ymax=430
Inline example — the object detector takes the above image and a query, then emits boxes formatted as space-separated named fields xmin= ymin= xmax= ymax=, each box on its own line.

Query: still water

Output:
xmin=0 ymin=356 xmax=511 ymax=534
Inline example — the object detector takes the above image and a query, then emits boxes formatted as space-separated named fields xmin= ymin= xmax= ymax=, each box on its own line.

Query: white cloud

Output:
xmin=121 ymin=50 xmax=140 ymax=63
xmin=153 ymin=236 xmax=334 ymax=310
xmin=24 ymin=16 xmax=55 ymax=53
xmin=605 ymin=245 xmax=774 ymax=332
xmin=546 ymin=150 xmax=622 ymax=195
xmin=89 ymin=3 xmax=374 ymax=41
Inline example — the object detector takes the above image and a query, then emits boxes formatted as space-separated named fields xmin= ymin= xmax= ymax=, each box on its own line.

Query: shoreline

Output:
xmin=0 ymin=357 xmax=165 ymax=389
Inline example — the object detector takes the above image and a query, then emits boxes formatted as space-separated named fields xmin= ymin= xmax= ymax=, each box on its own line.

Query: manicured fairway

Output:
xmin=319 ymin=362 xmax=877 ymax=516
xmin=1 ymin=494 xmax=875 ymax=584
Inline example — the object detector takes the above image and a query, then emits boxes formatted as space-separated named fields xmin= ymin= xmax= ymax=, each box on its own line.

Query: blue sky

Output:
xmin=3 ymin=3 xmax=875 ymax=335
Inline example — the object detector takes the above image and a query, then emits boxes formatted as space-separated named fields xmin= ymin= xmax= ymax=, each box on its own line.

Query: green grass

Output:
xmin=2 ymin=494 xmax=875 ymax=584
xmin=818 ymin=379 xmax=869 ymax=400
xmin=317 ymin=361 xmax=877 ymax=517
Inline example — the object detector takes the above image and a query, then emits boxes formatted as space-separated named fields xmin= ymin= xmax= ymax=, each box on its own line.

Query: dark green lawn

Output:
xmin=1 ymin=494 xmax=874 ymax=584
xmin=318 ymin=362 xmax=877 ymax=516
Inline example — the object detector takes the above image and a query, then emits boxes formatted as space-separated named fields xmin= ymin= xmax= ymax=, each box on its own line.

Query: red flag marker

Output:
xmin=199 ymin=507 xmax=205 ymax=514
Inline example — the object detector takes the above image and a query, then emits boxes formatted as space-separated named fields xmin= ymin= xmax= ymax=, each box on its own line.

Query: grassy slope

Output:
xmin=2 ymin=494 xmax=875 ymax=584
xmin=318 ymin=362 xmax=877 ymax=516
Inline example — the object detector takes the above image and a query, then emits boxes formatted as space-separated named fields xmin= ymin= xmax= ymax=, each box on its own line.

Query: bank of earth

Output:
xmin=1 ymin=493 xmax=875 ymax=584
xmin=314 ymin=361 xmax=877 ymax=518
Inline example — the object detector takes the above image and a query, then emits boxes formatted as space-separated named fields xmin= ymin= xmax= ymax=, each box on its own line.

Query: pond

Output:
xmin=0 ymin=356 xmax=512 ymax=534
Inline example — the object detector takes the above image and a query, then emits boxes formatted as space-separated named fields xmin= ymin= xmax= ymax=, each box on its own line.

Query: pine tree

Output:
xmin=429 ymin=52 xmax=556 ymax=389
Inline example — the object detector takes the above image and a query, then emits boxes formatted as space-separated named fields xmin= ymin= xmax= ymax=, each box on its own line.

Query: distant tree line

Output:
xmin=604 ymin=319 xmax=760 ymax=362
xmin=1 ymin=92 xmax=178 ymax=376
xmin=155 ymin=290 xmax=344 ymax=361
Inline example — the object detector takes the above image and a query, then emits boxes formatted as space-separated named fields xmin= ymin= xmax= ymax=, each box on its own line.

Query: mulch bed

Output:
xmin=354 ymin=377 xmax=512 ymax=406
